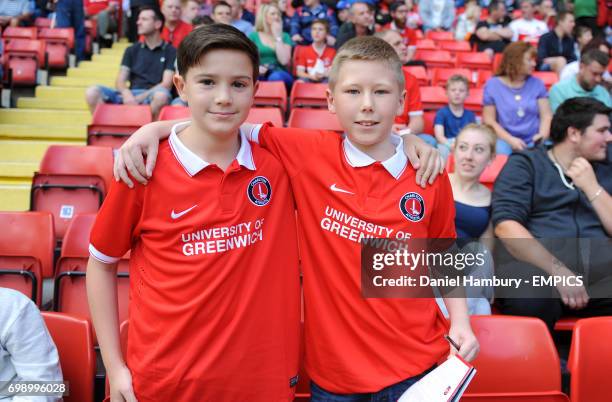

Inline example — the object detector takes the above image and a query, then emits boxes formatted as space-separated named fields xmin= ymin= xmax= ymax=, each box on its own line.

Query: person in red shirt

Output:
xmin=115 ymin=36 xmax=478 ymax=401
xmin=87 ymin=24 xmax=301 ymax=402
xmin=383 ymin=2 xmax=418 ymax=62
xmin=161 ymin=0 xmax=193 ymax=48
xmin=84 ymin=0 xmax=119 ymax=39
xmin=295 ymin=19 xmax=336 ymax=83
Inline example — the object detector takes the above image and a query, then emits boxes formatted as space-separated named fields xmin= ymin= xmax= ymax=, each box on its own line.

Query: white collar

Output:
xmin=168 ymin=121 xmax=256 ymax=176
xmin=342 ymin=134 xmax=407 ymax=180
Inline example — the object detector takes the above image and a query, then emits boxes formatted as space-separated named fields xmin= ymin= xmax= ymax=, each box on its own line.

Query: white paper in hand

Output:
xmin=398 ymin=355 xmax=476 ymax=402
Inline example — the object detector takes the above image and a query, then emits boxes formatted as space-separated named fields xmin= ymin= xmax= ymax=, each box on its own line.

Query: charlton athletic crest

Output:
xmin=399 ymin=192 xmax=425 ymax=222
xmin=247 ymin=176 xmax=272 ymax=206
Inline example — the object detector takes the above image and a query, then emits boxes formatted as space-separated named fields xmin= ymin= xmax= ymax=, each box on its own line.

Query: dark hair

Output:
xmin=574 ymin=24 xmax=592 ymax=39
xmin=581 ymin=38 xmax=611 ymax=56
xmin=580 ymin=48 xmax=610 ymax=67
xmin=389 ymin=1 xmax=405 ymax=13
xmin=311 ymin=18 xmax=329 ymax=32
xmin=177 ymin=23 xmax=259 ymax=80
xmin=550 ymin=97 xmax=612 ymax=144
xmin=556 ymin=11 xmax=573 ymax=24
xmin=487 ymin=0 xmax=504 ymax=14
xmin=212 ymin=1 xmax=231 ymax=14
xmin=138 ymin=5 xmax=165 ymax=29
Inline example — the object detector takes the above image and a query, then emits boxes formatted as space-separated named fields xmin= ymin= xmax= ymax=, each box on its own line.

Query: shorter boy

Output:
xmin=295 ymin=19 xmax=336 ymax=83
xmin=290 ymin=0 xmax=338 ymax=45
xmin=434 ymin=74 xmax=477 ymax=157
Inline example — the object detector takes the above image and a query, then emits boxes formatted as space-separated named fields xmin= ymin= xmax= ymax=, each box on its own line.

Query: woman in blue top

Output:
xmin=483 ymin=41 xmax=552 ymax=154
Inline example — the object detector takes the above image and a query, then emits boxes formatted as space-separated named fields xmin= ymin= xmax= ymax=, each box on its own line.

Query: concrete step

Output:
xmin=0 ymin=124 xmax=86 ymax=141
xmin=50 ymin=76 xmax=114 ymax=87
xmin=0 ymin=109 xmax=90 ymax=125
xmin=17 ymin=97 xmax=88 ymax=110
xmin=0 ymin=184 xmax=30 ymax=211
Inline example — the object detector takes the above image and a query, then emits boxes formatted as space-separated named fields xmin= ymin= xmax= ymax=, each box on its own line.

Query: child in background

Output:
xmin=295 ymin=19 xmax=336 ymax=82
xmin=434 ymin=74 xmax=477 ymax=159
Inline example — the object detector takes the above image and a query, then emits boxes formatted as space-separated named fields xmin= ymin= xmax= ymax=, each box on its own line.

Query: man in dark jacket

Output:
xmin=536 ymin=11 xmax=577 ymax=73
xmin=335 ymin=0 xmax=374 ymax=49
xmin=492 ymin=97 xmax=612 ymax=332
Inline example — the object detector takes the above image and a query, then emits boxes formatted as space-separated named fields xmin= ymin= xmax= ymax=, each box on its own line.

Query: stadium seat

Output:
xmin=38 ymin=28 xmax=74 ymax=69
xmin=0 ymin=211 xmax=53 ymax=303
xmin=425 ymin=30 xmax=454 ymax=41
xmin=403 ymin=66 xmax=429 ymax=86
xmin=462 ymin=394 xmax=570 ymax=401
xmin=158 ymin=105 xmax=190 ymax=121
xmin=158 ymin=105 xmax=284 ymax=127
xmin=467 ymin=315 xmax=562 ymax=394
xmin=87 ymin=104 xmax=153 ymax=148
xmin=288 ymin=108 xmax=343 ymax=133
xmin=493 ymin=53 xmax=503 ymax=72
xmin=415 ymin=38 xmax=436 ymax=50
xmin=532 ymin=71 xmax=558 ymax=90
xmin=431 ymin=67 xmax=473 ymax=87
xmin=31 ymin=145 xmax=114 ymax=243
xmin=476 ymin=69 xmax=494 ymax=87
xmin=457 ymin=52 xmax=493 ymax=70
xmin=553 ymin=316 xmax=578 ymax=331
xmin=423 ymin=110 xmax=436 ymax=136
xmin=290 ymin=81 xmax=328 ymax=108
xmin=568 ymin=317 xmax=612 ymax=402
xmin=3 ymin=39 xmax=47 ymax=86
xmin=419 ymin=86 xmax=448 ymax=110
xmin=464 ymin=87 xmax=484 ymax=112
xmin=254 ymin=81 xmax=287 ymax=113
xmin=42 ymin=312 xmax=95 ymax=402
xmin=2 ymin=26 xmax=37 ymax=41
xmin=440 ymin=40 xmax=472 ymax=54
xmin=34 ymin=17 xmax=53 ymax=30
xmin=53 ymin=214 xmax=130 ymax=342
xmin=414 ymin=50 xmax=455 ymax=68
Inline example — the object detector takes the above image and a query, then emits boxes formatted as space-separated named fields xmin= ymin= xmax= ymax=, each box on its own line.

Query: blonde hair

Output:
xmin=455 ymin=123 xmax=497 ymax=158
xmin=254 ymin=3 xmax=280 ymax=33
xmin=328 ymin=36 xmax=405 ymax=91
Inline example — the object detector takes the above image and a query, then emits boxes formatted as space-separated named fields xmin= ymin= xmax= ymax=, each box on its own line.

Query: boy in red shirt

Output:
xmin=295 ymin=19 xmax=336 ymax=83
xmin=116 ymin=37 xmax=477 ymax=399
xmin=87 ymin=24 xmax=301 ymax=402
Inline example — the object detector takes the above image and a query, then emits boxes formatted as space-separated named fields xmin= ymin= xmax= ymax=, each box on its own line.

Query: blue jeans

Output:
xmin=262 ymin=68 xmax=294 ymax=90
xmin=55 ymin=0 xmax=86 ymax=61
xmin=97 ymin=86 xmax=172 ymax=104
xmin=310 ymin=366 xmax=435 ymax=402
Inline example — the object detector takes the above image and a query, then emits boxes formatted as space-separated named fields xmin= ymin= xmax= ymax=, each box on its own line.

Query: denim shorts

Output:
xmin=97 ymin=86 xmax=172 ymax=105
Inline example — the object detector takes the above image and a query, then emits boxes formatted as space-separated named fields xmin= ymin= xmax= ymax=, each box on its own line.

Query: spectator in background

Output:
xmin=55 ymin=0 xmax=86 ymax=61
xmin=84 ymin=0 xmax=119 ymax=42
xmin=434 ymin=75 xmax=477 ymax=159
xmin=0 ymin=0 xmax=32 ymax=27
xmin=560 ymin=38 xmax=611 ymax=84
xmin=290 ymin=0 xmax=338 ymax=45
xmin=404 ymin=0 xmax=421 ymax=29
xmin=509 ymin=0 xmax=548 ymax=42
xmin=240 ymin=0 xmax=255 ymax=24
xmin=335 ymin=0 xmax=374 ymax=49
xmin=295 ymin=19 xmax=336 ymax=82
xmin=226 ymin=0 xmax=253 ymax=35
xmin=161 ymin=0 xmax=193 ymax=48
xmin=249 ymin=3 xmax=293 ymax=88
xmin=483 ymin=42 xmax=552 ymax=154
xmin=384 ymin=2 xmax=418 ymax=63
xmin=277 ymin=0 xmax=292 ymax=33
xmin=572 ymin=0 xmax=599 ymax=37
xmin=126 ymin=0 xmax=159 ymax=42
xmin=0 ymin=288 xmax=63 ymax=401
xmin=535 ymin=0 xmax=556 ymax=29
xmin=418 ymin=0 xmax=455 ymax=32
xmin=335 ymin=0 xmax=351 ymax=24
xmin=374 ymin=0 xmax=393 ymax=27
xmin=472 ymin=0 xmax=513 ymax=56
xmin=181 ymin=0 xmax=200 ymax=24
xmin=85 ymin=6 xmax=175 ymax=119
xmin=493 ymin=97 xmax=612 ymax=333
xmin=549 ymin=48 xmax=611 ymax=112
xmin=573 ymin=25 xmax=592 ymax=60
xmin=536 ymin=11 xmax=576 ymax=73
xmin=211 ymin=1 xmax=232 ymax=24
xmin=455 ymin=0 xmax=482 ymax=40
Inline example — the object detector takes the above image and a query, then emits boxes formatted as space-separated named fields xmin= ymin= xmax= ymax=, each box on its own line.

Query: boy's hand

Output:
xmin=114 ymin=126 xmax=162 ymax=187
xmin=403 ymin=134 xmax=445 ymax=188
xmin=109 ymin=365 xmax=138 ymax=402
xmin=448 ymin=324 xmax=479 ymax=362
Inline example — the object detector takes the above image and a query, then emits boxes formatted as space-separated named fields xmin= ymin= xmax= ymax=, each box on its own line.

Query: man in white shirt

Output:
xmin=509 ymin=0 xmax=548 ymax=42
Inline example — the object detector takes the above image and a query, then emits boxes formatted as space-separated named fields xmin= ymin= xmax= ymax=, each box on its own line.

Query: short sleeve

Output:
xmin=434 ymin=108 xmax=446 ymax=126
xmin=491 ymin=153 xmax=534 ymax=228
xmin=483 ymin=78 xmax=497 ymax=106
xmin=121 ymin=46 xmax=133 ymax=69
xmin=395 ymin=73 xmax=423 ymax=125
xmin=164 ymin=45 xmax=177 ymax=71
xmin=295 ymin=46 xmax=306 ymax=68
xmin=90 ymin=179 xmax=144 ymax=263
xmin=533 ymin=77 xmax=548 ymax=99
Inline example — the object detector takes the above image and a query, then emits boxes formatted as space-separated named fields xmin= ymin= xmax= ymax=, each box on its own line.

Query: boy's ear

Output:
xmin=326 ymin=87 xmax=336 ymax=114
xmin=173 ymin=73 xmax=187 ymax=102
xmin=396 ymin=88 xmax=407 ymax=116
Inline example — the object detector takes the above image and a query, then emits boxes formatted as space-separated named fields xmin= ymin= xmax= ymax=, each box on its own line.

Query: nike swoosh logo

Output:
xmin=171 ymin=205 xmax=198 ymax=220
xmin=330 ymin=184 xmax=354 ymax=195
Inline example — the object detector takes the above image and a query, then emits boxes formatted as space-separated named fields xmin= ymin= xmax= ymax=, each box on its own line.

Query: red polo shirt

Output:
xmin=161 ymin=20 xmax=193 ymax=48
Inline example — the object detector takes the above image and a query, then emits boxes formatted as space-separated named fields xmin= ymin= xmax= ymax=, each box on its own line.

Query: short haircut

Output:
xmin=496 ymin=41 xmax=536 ymax=81
xmin=550 ymin=97 xmax=612 ymax=144
xmin=446 ymin=74 xmax=470 ymax=90
xmin=311 ymin=18 xmax=329 ymax=32
xmin=487 ymin=0 xmax=504 ymax=14
xmin=580 ymin=48 xmax=610 ymax=67
xmin=212 ymin=1 xmax=231 ymax=14
xmin=455 ymin=123 xmax=497 ymax=158
xmin=177 ymin=23 xmax=259 ymax=80
xmin=574 ymin=24 xmax=592 ymax=39
xmin=389 ymin=1 xmax=405 ymax=13
xmin=138 ymin=5 xmax=165 ymax=28
xmin=328 ymin=36 xmax=404 ymax=91
xmin=556 ymin=11 xmax=573 ymax=24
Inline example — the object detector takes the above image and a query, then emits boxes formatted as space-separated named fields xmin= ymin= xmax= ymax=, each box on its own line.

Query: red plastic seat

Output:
xmin=415 ymin=38 xmax=436 ymax=50
xmin=158 ymin=105 xmax=284 ymax=127
xmin=87 ymin=104 xmax=153 ymax=148
xmin=414 ymin=50 xmax=455 ymax=68
xmin=158 ymin=105 xmax=190 ymax=121
xmin=4 ymin=39 xmax=46 ymax=86
xmin=464 ymin=87 xmax=484 ymax=112
xmin=457 ymin=52 xmax=493 ymax=70
xmin=568 ymin=317 xmax=612 ymax=402
xmin=476 ymin=69 xmax=494 ymax=87
xmin=532 ymin=71 xmax=558 ymax=90
xmin=0 ymin=211 xmax=54 ymax=303
xmin=466 ymin=315 xmax=562 ymax=395
xmin=425 ymin=30 xmax=454 ymax=41
xmin=440 ymin=40 xmax=472 ymax=54
xmin=290 ymin=81 xmax=328 ymax=108
xmin=254 ymin=81 xmax=287 ymax=113
xmin=42 ymin=312 xmax=95 ymax=402
xmin=553 ymin=316 xmax=578 ymax=331
xmin=419 ymin=86 xmax=448 ymax=110
xmin=31 ymin=145 xmax=114 ymax=243
xmin=431 ymin=67 xmax=473 ymax=87
xmin=287 ymin=108 xmax=343 ymax=133
xmin=403 ymin=65 xmax=429 ymax=86
xmin=423 ymin=110 xmax=436 ymax=135
xmin=2 ymin=26 xmax=37 ymax=40
xmin=39 ymin=28 xmax=74 ymax=69
xmin=462 ymin=394 xmax=570 ymax=401
xmin=34 ymin=17 xmax=53 ymax=30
